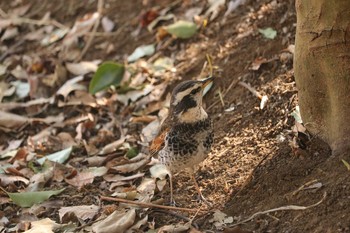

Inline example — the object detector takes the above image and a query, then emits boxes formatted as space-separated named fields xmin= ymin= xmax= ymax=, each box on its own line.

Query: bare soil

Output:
xmin=1 ymin=0 xmax=350 ymax=232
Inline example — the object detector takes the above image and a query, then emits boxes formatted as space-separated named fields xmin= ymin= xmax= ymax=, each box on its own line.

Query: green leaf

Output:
xmin=89 ymin=62 xmax=125 ymax=94
xmin=126 ymin=147 xmax=139 ymax=159
xmin=7 ymin=189 xmax=65 ymax=207
xmin=291 ymin=106 xmax=303 ymax=123
xmin=37 ymin=147 xmax=72 ymax=165
xmin=342 ymin=159 xmax=350 ymax=171
xmin=259 ymin=27 xmax=277 ymax=39
xmin=127 ymin=44 xmax=155 ymax=62
xmin=165 ymin=20 xmax=197 ymax=39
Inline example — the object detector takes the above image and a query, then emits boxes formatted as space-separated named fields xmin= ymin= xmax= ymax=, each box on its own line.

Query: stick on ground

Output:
xmin=100 ymin=195 xmax=206 ymax=213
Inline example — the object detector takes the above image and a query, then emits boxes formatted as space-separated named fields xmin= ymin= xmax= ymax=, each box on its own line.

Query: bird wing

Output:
xmin=150 ymin=128 xmax=168 ymax=156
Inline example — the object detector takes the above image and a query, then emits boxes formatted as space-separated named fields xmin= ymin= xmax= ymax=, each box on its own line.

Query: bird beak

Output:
xmin=201 ymin=76 xmax=214 ymax=89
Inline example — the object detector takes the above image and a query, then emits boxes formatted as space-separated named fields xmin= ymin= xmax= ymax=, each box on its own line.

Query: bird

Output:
xmin=150 ymin=77 xmax=214 ymax=205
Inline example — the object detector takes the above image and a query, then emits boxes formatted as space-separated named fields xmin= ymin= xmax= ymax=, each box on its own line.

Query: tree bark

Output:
xmin=294 ymin=0 xmax=350 ymax=155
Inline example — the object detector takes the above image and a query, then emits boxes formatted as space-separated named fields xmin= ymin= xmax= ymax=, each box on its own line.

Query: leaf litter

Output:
xmin=0 ymin=0 xmax=300 ymax=231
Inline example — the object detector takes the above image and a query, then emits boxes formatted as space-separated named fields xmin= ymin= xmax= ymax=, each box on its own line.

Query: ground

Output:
xmin=0 ymin=0 xmax=350 ymax=232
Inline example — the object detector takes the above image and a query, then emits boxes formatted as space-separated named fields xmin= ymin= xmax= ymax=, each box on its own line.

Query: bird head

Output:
xmin=170 ymin=77 xmax=213 ymax=123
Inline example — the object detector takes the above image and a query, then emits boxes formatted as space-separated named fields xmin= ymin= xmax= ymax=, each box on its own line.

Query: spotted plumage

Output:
xmin=150 ymin=77 xmax=214 ymax=204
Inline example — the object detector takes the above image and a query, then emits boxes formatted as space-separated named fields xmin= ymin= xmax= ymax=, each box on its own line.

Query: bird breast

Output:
xmin=158 ymin=118 xmax=213 ymax=173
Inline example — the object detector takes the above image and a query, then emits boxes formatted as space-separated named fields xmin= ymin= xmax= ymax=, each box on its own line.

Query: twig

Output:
xmin=218 ymin=89 xmax=225 ymax=107
xmin=207 ymin=78 xmax=239 ymax=110
xmin=152 ymin=209 xmax=199 ymax=228
xmin=238 ymin=81 xmax=262 ymax=99
xmin=229 ymin=192 xmax=327 ymax=227
xmin=76 ymin=0 xmax=104 ymax=61
xmin=206 ymin=54 xmax=213 ymax=76
xmin=238 ymin=81 xmax=268 ymax=109
xmin=100 ymin=196 xmax=206 ymax=213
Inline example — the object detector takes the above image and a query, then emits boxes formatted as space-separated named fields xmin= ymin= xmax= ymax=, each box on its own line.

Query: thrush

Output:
xmin=150 ymin=77 xmax=214 ymax=204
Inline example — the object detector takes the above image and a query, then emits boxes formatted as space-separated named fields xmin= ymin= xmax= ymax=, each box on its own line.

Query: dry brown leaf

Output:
xmin=126 ymin=215 xmax=148 ymax=233
xmin=0 ymin=174 xmax=29 ymax=186
xmin=56 ymin=76 xmax=86 ymax=99
xmin=130 ymin=115 xmax=157 ymax=123
xmin=65 ymin=171 xmax=95 ymax=189
xmin=98 ymin=137 xmax=126 ymax=155
xmin=158 ymin=224 xmax=190 ymax=232
xmin=103 ymin=173 xmax=145 ymax=183
xmin=66 ymin=61 xmax=99 ymax=76
xmin=0 ymin=139 xmax=23 ymax=157
xmin=92 ymin=209 xmax=136 ymax=233
xmin=0 ymin=110 xmax=29 ymax=130
xmin=137 ymin=178 xmax=156 ymax=196
xmin=23 ymin=218 xmax=60 ymax=233
xmin=1 ymin=27 xmax=19 ymax=41
xmin=251 ymin=57 xmax=268 ymax=71
xmin=141 ymin=119 xmax=160 ymax=143
xmin=111 ymin=156 xmax=150 ymax=174
xmin=63 ymin=12 xmax=100 ymax=48
xmin=59 ymin=205 xmax=99 ymax=223
xmin=25 ymin=167 xmax=54 ymax=192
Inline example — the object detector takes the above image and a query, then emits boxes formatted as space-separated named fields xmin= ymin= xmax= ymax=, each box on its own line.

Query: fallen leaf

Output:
xmin=127 ymin=44 xmax=155 ymax=62
xmin=101 ymin=16 xmax=115 ymax=32
xmin=1 ymin=27 xmax=19 ymax=41
xmin=141 ymin=9 xmax=159 ymax=28
xmin=59 ymin=205 xmax=99 ymax=223
xmin=205 ymin=0 xmax=225 ymax=21
xmin=25 ymin=166 xmax=54 ymax=192
xmin=0 ymin=174 xmax=29 ymax=186
xmin=0 ymin=64 xmax=7 ymax=76
xmin=37 ymin=147 xmax=73 ymax=165
xmin=111 ymin=155 xmax=149 ymax=173
xmin=0 ymin=110 xmax=29 ymax=130
xmin=251 ymin=57 xmax=268 ymax=71
xmin=103 ymin=173 xmax=145 ymax=182
xmin=147 ymin=14 xmax=174 ymax=32
xmin=87 ymin=166 xmax=108 ymax=177
xmin=141 ymin=119 xmax=160 ymax=143
xmin=116 ymin=84 xmax=154 ymax=105
xmin=66 ymin=61 xmax=100 ymax=76
xmin=0 ymin=139 xmax=23 ymax=157
xmin=126 ymin=215 xmax=148 ymax=233
xmin=23 ymin=218 xmax=60 ymax=233
xmin=150 ymin=164 xmax=170 ymax=180
xmin=11 ymin=81 xmax=30 ymax=98
xmin=6 ymin=189 xmax=65 ymax=207
xmin=65 ymin=171 xmax=95 ymax=188
xmin=89 ymin=62 xmax=125 ymax=94
xmin=291 ymin=106 xmax=303 ymax=124
xmin=258 ymin=27 xmax=277 ymax=39
xmin=92 ymin=209 xmax=136 ymax=233
xmin=137 ymin=177 xmax=156 ymax=196
xmin=56 ymin=76 xmax=86 ymax=98
xmin=41 ymin=28 xmax=69 ymax=46
xmin=342 ymin=159 xmax=350 ymax=171
xmin=98 ymin=137 xmax=126 ymax=155
xmin=260 ymin=95 xmax=268 ymax=110
xmin=209 ymin=210 xmax=234 ymax=229
xmin=63 ymin=12 xmax=100 ymax=48
xmin=157 ymin=224 xmax=190 ymax=232
xmin=223 ymin=0 xmax=245 ymax=19
xmin=10 ymin=3 xmax=32 ymax=16
xmin=165 ymin=20 xmax=197 ymax=39
xmin=11 ymin=65 xmax=28 ymax=80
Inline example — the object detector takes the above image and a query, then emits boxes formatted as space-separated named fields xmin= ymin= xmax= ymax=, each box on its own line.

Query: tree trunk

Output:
xmin=294 ymin=0 xmax=350 ymax=155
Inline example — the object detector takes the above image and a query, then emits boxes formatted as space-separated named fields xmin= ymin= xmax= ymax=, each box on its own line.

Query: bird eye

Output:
xmin=190 ymin=89 xmax=197 ymax=95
